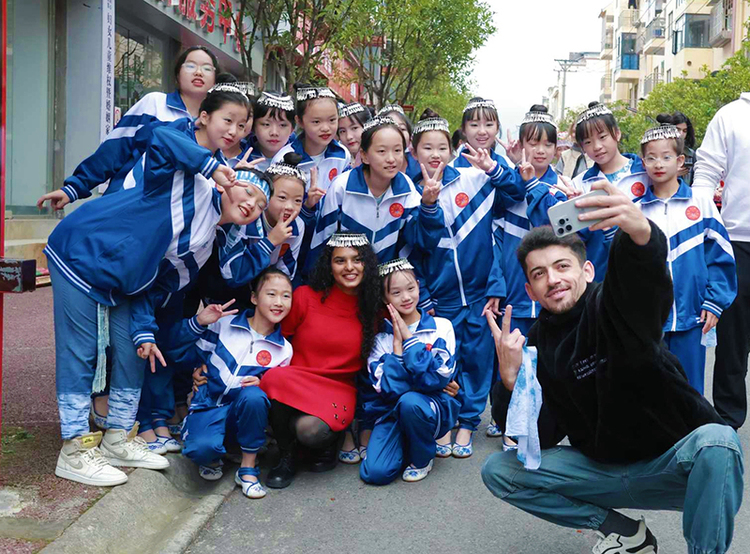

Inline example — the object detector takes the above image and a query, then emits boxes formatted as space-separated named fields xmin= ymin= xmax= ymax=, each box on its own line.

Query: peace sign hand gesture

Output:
xmin=196 ymin=299 xmax=239 ymax=326
xmin=305 ymin=167 xmax=325 ymax=209
xmin=419 ymin=161 xmax=444 ymax=206
xmin=485 ymin=304 xmax=524 ymax=390
xmin=233 ymin=148 xmax=267 ymax=171
xmin=517 ymin=150 xmax=535 ymax=182
xmin=462 ymin=144 xmax=498 ymax=174
xmin=497 ymin=129 xmax=523 ymax=165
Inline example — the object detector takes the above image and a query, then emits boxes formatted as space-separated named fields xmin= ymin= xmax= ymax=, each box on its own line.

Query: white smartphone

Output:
xmin=547 ymin=189 xmax=609 ymax=237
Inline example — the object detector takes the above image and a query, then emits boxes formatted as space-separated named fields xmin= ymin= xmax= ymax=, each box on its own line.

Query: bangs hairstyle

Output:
xmin=516 ymin=226 xmax=587 ymax=278
xmin=520 ymin=105 xmax=557 ymax=146
xmin=461 ymin=97 xmax=499 ymax=129
xmin=575 ymin=101 xmax=619 ymax=145
xmin=251 ymin=267 xmax=292 ymax=295
xmin=340 ymin=104 xmax=372 ymax=128
xmin=360 ymin=119 xmax=407 ymax=168
xmin=254 ymin=91 xmax=296 ymax=122
xmin=382 ymin=267 xmax=417 ymax=296
xmin=293 ymin=82 xmax=338 ymax=119
xmin=199 ymin=86 xmax=252 ymax=117
xmin=173 ymin=46 xmax=220 ymax=84
xmin=412 ymin=108 xmax=451 ymax=150
xmin=378 ymin=106 xmax=413 ymax=136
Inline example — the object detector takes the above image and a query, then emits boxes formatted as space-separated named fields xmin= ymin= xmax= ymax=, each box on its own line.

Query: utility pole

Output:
xmin=554 ymin=53 xmax=586 ymax=121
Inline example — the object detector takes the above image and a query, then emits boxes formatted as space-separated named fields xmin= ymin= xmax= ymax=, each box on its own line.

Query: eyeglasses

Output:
xmin=643 ymin=155 xmax=676 ymax=166
xmin=182 ymin=62 xmax=216 ymax=74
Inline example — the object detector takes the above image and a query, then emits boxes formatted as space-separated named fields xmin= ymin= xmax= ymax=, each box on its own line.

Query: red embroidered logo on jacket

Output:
xmin=328 ymin=168 xmax=338 ymax=181
xmin=686 ymin=206 xmax=701 ymax=221
xmin=279 ymin=243 xmax=290 ymax=256
xmin=389 ymin=203 xmax=404 ymax=217
xmin=631 ymin=182 xmax=646 ymax=197
xmin=425 ymin=343 xmax=433 ymax=351
xmin=256 ymin=350 xmax=272 ymax=366
xmin=455 ymin=193 xmax=470 ymax=208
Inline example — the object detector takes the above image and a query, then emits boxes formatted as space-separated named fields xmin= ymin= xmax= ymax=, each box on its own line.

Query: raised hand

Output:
xmin=233 ymin=148 xmax=266 ymax=171
xmin=497 ymin=129 xmax=523 ymax=165
xmin=267 ymin=216 xmax=293 ymax=246
xmin=577 ymin=180 xmax=651 ymax=245
xmin=212 ymin=165 xmax=238 ymax=190
xmin=419 ymin=161 xmax=444 ymax=205
xmin=462 ymin=144 xmax=498 ymax=173
xmin=388 ymin=303 xmax=404 ymax=356
xmin=196 ymin=299 xmax=239 ymax=326
xmin=37 ymin=189 xmax=70 ymax=211
xmin=137 ymin=342 xmax=168 ymax=374
xmin=305 ymin=167 xmax=325 ymax=209
xmin=517 ymin=149 xmax=535 ymax=182
xmin=556 ymin=175 xmax=582 ymax=199
xmin=486 ymin=305 xmax=525 ymax=390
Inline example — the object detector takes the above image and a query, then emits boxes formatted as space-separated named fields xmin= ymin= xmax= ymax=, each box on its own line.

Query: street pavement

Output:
xmin=187 ymin=351 xmax=750 ymax=554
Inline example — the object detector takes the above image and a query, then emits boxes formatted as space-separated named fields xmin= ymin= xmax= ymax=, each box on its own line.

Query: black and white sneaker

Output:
xmin=593 ymin=518 xmax=658 ymax=553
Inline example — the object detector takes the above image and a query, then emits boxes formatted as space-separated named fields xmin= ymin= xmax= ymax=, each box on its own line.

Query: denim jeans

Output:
xmin=482 ymin=424 xmax=744 ymax=554
xmin=50 ymin=263 xmax=144 ymax=439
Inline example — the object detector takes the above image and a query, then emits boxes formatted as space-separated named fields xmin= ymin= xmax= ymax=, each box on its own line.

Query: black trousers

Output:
xmin=714 ymin=240 xmax=750 ymax=429
xmin=269 ymin=400 xmax=338 ymax=451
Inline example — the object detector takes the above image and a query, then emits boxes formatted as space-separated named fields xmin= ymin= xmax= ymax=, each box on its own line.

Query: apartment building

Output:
xmin=600 ymin=0 xmax=748 ymax=106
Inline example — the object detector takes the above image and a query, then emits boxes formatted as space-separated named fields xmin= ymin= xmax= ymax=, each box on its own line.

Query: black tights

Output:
xmin=269 ymin=400 xmax=338 ymax=451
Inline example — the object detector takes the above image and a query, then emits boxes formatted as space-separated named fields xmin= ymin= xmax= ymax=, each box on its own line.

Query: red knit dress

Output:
xmin=259 ymin=285 xmax=362 ymax=432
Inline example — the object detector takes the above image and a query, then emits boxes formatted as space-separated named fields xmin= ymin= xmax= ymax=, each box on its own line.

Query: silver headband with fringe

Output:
xmin=522 ymin=111 xmax=557 ymax=129
xmin=378 ymin=258 xmax=415 ymax=277
xmin=377 ymin=105 xmax=405 ymax=117
xmin=296 ymin=87 xmax=336 ymax=102
xmin=208 ymin=83 xmax=248 ymax=96
xmin=340 ymin=102 xmax=367 ymax=118
xmin=413 ymin=117 xmax=450 ymax=136
xmin=327 ymin=233 xmax=369 ymax=248
xmin=641 ymin=124 xmax=682 ymax=144
xmin=363 ymin=116 xmax=395 ymax=133
xmin=575 ymin=104 xmax=613 ymax=126
xmin=266 ymin=162 xmax=307 ymax=183
xmin=463 ymin=99 xmax=496 ymax=113
xmin=257 ymin=91 xmax=294 ymax=111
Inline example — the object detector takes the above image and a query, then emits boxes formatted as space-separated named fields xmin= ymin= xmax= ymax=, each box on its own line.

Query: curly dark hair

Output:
xmin=308 ymin=243 xmax=382 ymax=362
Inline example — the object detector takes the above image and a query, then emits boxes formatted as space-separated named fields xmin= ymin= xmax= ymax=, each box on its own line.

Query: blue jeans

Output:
xmin=482 ymin=424 xmax=744 ymax=554
xmin=50 ymin=263 xmax=144 ymax=439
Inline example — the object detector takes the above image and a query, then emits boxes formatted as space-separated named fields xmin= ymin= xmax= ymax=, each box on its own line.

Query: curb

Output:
xmin=39 ymin=454 xmax=236 ymax=554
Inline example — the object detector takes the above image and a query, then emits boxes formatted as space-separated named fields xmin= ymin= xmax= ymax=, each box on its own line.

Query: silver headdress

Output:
xmin=266 ymin=162 xmax=307 ymax=183
xmin=363 ymin=116 xmax=395 ymax=133
xmin=208 ymin=83 xmax=250 ymax=96
xmin=575 ymin=104 xmax=613 ymax=126
xmin=327 ymin=233 xmax=369 ymax=248
xmin=378 ymin=258 xmax=415 ymax=277
xmin=522 ymin=111 xmax=558 ymax=129
xmin=296 ymin=87 xmax=336 ymax=102
xmin=641 ymin=124 xmax=682 ymax=144
xmin=339 ymin=102 xmax=367 ymax=118
xmin=257 ymin=91 xmax=294 ymax=111
xmin=413 ymin=117 xmax=450 ymax=136
xmin=463 ymin=99 xmax=496 ymax=113
xmin=377 ymin=105 xmax=405 ymax=117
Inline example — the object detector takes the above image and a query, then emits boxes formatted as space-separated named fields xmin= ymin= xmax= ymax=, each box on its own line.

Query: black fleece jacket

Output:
xmin=528 ymin=221 xmax=725 ymax=463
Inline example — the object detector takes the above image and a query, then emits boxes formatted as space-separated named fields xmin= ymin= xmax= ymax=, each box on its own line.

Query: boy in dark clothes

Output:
xmin=481 ymin=180 xmax=744 ymax=554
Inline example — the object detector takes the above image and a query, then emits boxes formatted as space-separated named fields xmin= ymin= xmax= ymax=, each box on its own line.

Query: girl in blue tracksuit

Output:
xmin=169 ymin=269 xmax=294 ymax=499
xmin=410 ymin=109 xmax=527 ymax=458
xmin=637 ymin=125 xmax=737 ymax=394
xmin=571 ymin=102 xmax=652 ymax=279
xmin=377 ymin=105 xmax=421 ymax=180
xmin=338 ymin=102 xmax=372 ymax=168
xmin=39 ymin=86 xmax=260 ymax=486
xmin=247 ymin=91 xmax=297 ymax=172
xmin=360 ymin=259 xmax=459 ymax=485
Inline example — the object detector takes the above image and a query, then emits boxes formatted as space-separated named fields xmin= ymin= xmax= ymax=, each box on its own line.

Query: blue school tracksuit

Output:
xmin=636 ymin=180 xmax=737 ymax=393
xmin=360 ymin=312 xmax=459 ymax=485
xmin=45 ymin=123 xmax=222 ymax=439
xmin=405 ymin=151 xmax=421 ymax=181
xmin=415 ymin=159 xmax=524 ymax=432
xmin=167 ymin=311 xmax=293 ymax=466
xmin=572 ymin=153 xmax=651 ymax=280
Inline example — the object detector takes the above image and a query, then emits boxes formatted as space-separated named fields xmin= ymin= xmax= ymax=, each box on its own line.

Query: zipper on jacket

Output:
xmin=446 ymin=225 xmax=467 ymax=305
xmin=664 ymin=201 xmax=678 ymax=332
xmin=217 ymin=332 xmax=255 ymax=406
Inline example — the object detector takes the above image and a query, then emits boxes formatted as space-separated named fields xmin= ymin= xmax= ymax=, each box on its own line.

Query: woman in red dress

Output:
xmin=260 ymin=233 xmax=381 ymax=488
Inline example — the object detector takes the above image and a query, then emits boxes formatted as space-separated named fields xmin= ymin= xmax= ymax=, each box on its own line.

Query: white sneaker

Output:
xmin=55 ymin=431 xmax=128 ymax=487
xmin=101 ymin=424 xmax=170 ymax=470
xmin=156 ymin=434 xmax=182 ymax=453
xmin=402 ymin=460 xmax=433 ymax=482
xmin=593 ymin=518 xmax=658 ymax=554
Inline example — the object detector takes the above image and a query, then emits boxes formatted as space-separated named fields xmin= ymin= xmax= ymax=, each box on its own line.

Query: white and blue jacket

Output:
xmin=492 ymin=166 xmax=567 ymax=319
xmin=271 ymin=136 xmax=351 ymax=194
xmin=363 ymin=311 xmax=459 ymax=425
xmin=636 ymin=180 xmax=737 ymax=332
xmin=45 ymin=124 xmax=221 ymax=307
xmin=167 ymin=310 xmax=293 ymax=411
xmin=415 ymin=161 xmax=525 ymax=308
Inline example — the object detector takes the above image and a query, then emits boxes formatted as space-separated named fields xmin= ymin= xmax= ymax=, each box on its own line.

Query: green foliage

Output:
xmin=413 ymin=74 xmax=474 ymax=131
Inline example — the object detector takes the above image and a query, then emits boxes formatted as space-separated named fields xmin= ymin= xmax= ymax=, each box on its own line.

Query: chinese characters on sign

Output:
xmin=100 ymin=0 xmax=116 ymax=142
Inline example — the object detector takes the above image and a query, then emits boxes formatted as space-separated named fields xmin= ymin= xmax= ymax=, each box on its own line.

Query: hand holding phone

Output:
xmin=547 ymin=189 xmax=609 ymax=237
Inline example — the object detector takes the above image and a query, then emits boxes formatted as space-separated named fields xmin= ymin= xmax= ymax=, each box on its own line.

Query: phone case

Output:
xmin=546 ymin=189 xmax=609 ymax=237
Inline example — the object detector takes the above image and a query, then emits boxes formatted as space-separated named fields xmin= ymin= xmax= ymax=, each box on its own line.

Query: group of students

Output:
xmin=38 ymin=44 xmax=737 ymax=501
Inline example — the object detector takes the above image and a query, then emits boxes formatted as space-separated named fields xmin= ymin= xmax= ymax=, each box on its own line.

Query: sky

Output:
xmin=471 ymin=0 xmax=607 ymax=136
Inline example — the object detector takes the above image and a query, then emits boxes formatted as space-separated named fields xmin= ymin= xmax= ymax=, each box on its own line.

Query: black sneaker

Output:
xmin=593 ymin=518 xmax=658 ymax=553
xmin=266 ymin=451 xmax=296 ymax=489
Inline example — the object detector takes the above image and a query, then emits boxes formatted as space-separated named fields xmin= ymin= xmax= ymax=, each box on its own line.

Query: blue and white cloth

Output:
xmin=505 ymin=345 xmax=542 ymax=470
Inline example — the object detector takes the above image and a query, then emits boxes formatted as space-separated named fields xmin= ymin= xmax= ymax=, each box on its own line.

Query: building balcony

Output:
xmin=601 ymin=73 xmax=612 ymax=90
xmin=615 ymin=53 xmax=640 ymax=83
xmin=709 ymin=3 xmax=732 ymax=47
xmin=637 ymin=17 xmax=666 ymax=55
xmin=619 ymin=9 xmax=640 ymax=31
xmin=643 ymin=72 xmax=663 ymax=96
xmin=601 ymin=27 xmax=614 ymax=60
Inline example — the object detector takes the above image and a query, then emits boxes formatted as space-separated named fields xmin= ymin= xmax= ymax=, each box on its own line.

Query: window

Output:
xmin=115 ymin=22 xmax=168 ymax=113
xmin=673 ymin=14 xmax=711 ymax=52
xmin=666 ymin=69 xmax=672 ymax=83
xmin=667 ymin=12 xmax=673 ymax=41
xmin=619 ymin=33 xmax=639 ymax=70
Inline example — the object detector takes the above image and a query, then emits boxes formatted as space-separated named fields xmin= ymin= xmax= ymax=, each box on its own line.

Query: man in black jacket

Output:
xmin=481 ymin=181 xmax=744 ymax=554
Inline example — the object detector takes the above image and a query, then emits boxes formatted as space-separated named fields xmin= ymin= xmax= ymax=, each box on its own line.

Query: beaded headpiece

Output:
xmin=377 ymin=105 xmax=405 ymax=117
xmin=257 ymin=91 xmax=294 ymax=111
xmin=363 ymin=116 xmax=395 ymax=133
xmin=327 ymin=233 xmax=369 ymax=248
xmin=234 ymin=170 xmax=271 ymax=200
xmin=413 ymin=117 xmax=450 ymax=136
xmin=209 ymin=83 xmax=254 ymax=96
xmin=641 ymin=124 xmax=682 ymax=144
xmin=378 ymin=258 xmax=415 ymax=277
xmin=522 ymin=111 xmax=558 ymax=129
xmin=339 ymin=102 xmax=367 ymax=118
xmin=463 ymin=99 xmax=497 ymax=113
xmin=296 ymin=87 xmax=336 ymax=102
xmin=266 ymin=162 xmax=307 ymax=183
xmin=575 ymin=104 xmax=613 ymax=127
